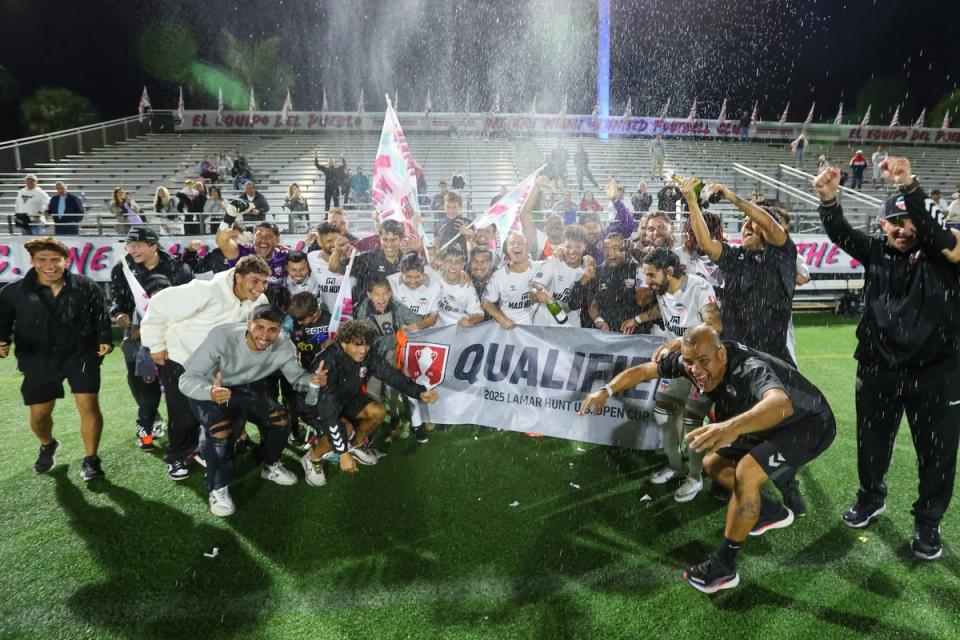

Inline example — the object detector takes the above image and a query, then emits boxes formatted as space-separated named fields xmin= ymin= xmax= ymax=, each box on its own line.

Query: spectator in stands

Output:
xmin=198 ymin=154 xmax=219 ymax=182
xmin=550 ymin=143 xmax=568 ymax=187
xmin=14 ymin=174 xmax=50 ymax=236
xmin=231 ymin=153 xmax=253 ymax=190
xmin=948 ymin=191 xmax=960 ymax=223
xmin=451 ymin=169 xmax=466 ymax=191
xmin=154 ymin=186 xmax=184 ymax=236
xmin=240 ymin=181 xmax=270 ymax=223
xmin=650 ymin=134 xmax=666 ymax=179
xmin=579 ymin=190 xmax=603 ymax=213
xmin=109 ymin=186 xmax=143 ymax=235
xmin=574 ymin=143 xmax=598 ymax=192
xmin=177 ymin=180 xmax=206 ymax=235
xmin=351 ymin=167 xmax=371 ymax=204
xmin=849 ymin=149 xmax=868 ymax=190
xmin=490 ymin=184 xmax=509 ymax=206
xmin=315 ymin=155 xmax=341 ymax=211
xmin=816 ymin=154 xmax=830 ymax=175
xmin=587 ymin=232 xmax=640 ymax=333
xmin=657 ymin=181 xmax=683 ymax=212
xmin=47 ymin=181 xmax=84 ymax=236
xmin=738 ymin=111 xmax=751 ymax=141
xmin=554 ymin=191 xmax=578 ymax=225
xmin=284 ymin=183 xmax=309 ymax=213
xmin=204 ymin=185 xmax=227 ymax=222
xmin=632 ymin=181 xmax=653 ymax=214
xmin=791 ymin=132 xmax=807 ymax=169
xmin=216 ymin=151 xmax=233 ymax=181
xmin=930 ymin=189 xmax=947 ymax=211
xmin=336 ymin=157 xmax=351 ymax=205
xmin=871 ymin=146 xmax=887 ymax=189
xmin=431 ymin=181 xmax=449 ymax=212
xmin=434 ymin=191 xmax=471 ymax=253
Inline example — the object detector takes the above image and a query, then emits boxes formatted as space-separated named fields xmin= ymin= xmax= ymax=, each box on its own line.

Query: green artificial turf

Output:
xmin=1 ymin=315 xmax=958 ymax=639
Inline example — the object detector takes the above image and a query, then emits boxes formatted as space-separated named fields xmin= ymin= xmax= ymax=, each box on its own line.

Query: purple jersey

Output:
xmin=234 ymin=245 xmax=290 ymax=287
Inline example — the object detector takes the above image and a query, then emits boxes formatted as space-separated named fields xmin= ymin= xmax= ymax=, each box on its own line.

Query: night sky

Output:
xmin=0 ymin=0 xmax=957 ymax=137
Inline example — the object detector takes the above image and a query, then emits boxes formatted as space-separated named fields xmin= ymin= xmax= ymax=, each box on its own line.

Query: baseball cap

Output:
xmin=125 ymin=226 xmax=160 ymax=243
xmin=879 ymin=194 xmax=909 ymax=221
xmin=24 ymin=174 xmax=38 ymax=181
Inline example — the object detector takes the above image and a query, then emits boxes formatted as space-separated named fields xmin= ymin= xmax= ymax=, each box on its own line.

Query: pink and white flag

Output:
xmin=861 ymin=104 xmax=871 ymax=126
xmin=913 ymin=108 xmax=926 ymax=128
xmin=281 ymin=89 xmax=293 ymax=122
xmin=472 ymin=165 xmax=545 ymax=240
xmin=176 ymin=86 xmax=184 ymax=123
xmin=328 ymin=251 xmax=356 ymax=338
xmin=138 ymin=86 xmax=151 ymax=122
xmin=687 ymin=98 xmax=697 ymax=120
xmin=834 ymin=102 xmax=843 ymax=126
xmin=659 ymin=97 xmax=671 ymax=119
xmin=779 ymin=102 xmax=789 ymax=124
xmin=804 ymin=102 xmax=815 ymax=125
xmin=889 ymin=105 xmax=900 ymax=127
xmin=216 ymin=87 xmax=224 ymax=126
xmin=717 ymin=98 xmax=727 ymax=121
xmin=370 ymin=96 xmax=423 ymax=235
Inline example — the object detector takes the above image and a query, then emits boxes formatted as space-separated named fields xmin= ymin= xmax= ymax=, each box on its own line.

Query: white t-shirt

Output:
xmin=285 ymin=274 xmax=318 ymax=298
xmin=482 ymin=260 xmax=543 ymax=325
xmin=532 ymin=256 xmax=585 ymax=326
xmin=16 ymin=187 xmax=50 ymax=217
xmin=387 ymin=272 xmax=440 ymax=318
xmin=674 ymin=247 xmax=724 ymax=290
xmin=308 ymin=250 xmax=356 ymax=313
xmin=427 ymin=267 xmax=483 ymax=326
xmin=657 ymin=274 xmax=718 ymax=339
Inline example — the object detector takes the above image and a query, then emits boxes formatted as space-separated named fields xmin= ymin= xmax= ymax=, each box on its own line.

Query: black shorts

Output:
xmin=716 ymin=409 xmax=836 ymax=484
xmin=19 ymin=354 xmax=102 ymax=405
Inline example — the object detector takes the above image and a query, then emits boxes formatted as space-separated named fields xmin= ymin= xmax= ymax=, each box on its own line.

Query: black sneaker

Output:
xmin=912 ymin=526 xmax=943 ymax=560
xmin=34 ymin=439 xmax=60 ymax=474
xmin=412 ymin=426 xmax=429 ymax=444
xmin=684 ymin=559 xmax=740 ymax=594
xmin=167 ymin=460 xmax=191 ymax=481
xmin=782 ymin=483 xmax=807 ymax=517
xmin=842 ymin=500 xmax=886 ymax=528
xmin=750 ymin=505 xmax=795 ymax=537
xmin=80 ymin=456 xmax=105 ymax=481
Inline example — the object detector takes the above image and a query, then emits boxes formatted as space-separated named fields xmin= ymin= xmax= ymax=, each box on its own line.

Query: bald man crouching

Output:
xmin=580 ymin=325 xmax=835 ymax=593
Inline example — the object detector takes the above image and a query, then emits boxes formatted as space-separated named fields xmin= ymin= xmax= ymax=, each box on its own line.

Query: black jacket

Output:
xmin=240 ymin=190 xmax=270 ymax=219
xmin=47 ymin=193 xmax=85 ymax=235
xmin=353 ymin=249 xmax=401 ymax=304
xmin=0 ymin=269 xmax=112 ymax=360
xmin=820 ymin=184 xmax=960 ymax=372
xmin=182 ymin=247 xmax=233 ymax=275
xmin=109 ymin=251 xmax=194 ymax=319
xmin=589 ymin=260 xmax=640 ymax=331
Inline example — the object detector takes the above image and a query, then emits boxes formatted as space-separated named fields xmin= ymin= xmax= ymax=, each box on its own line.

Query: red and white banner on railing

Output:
xmin=0 ymin=233 xmax=863 ymax=283
xmin=177 ymin=110 xmax=960 ymax=146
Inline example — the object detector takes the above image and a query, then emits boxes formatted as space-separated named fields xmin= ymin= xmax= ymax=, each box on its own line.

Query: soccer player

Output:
xmin=110 ymin=226 xmax=193 ymax=450
xmin=215 ymin=215 xmax=290 ymax=289
xmin=586 ymin=233 xmax=641 ymax=333
xmin=433 ymin=246 xmax=484 ymax=328
xmin=140 ymin=255 xmax=270 ymax=480
xmin=178 ymin=305 xmax=328 ymax=516
xmin=531 ymin=225 xmax=595 ymax=327
xmin=815 ymin=158 xmax=960 ymax=560
xmin=299 ymin=320 xmax=438 ymax=487
xmin=0 ymin=237 xmax=113 ymax=480
xmin=387 ymin=252 xmax=440 ymax=327
xmin=634 ymin=248 xmax=722 ymax=502
xmin=306 ymin=222 xmax=356 ymax=314
xmin=353 ymin=220 xmax=406 ymax=305
xmin=580 ymin=325 xmax=835 ymax=593
xmin=482 ymin=231 xmax=544 ymax=329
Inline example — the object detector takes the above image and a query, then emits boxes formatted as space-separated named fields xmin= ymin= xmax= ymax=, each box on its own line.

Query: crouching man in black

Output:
xmin=580 ymin=325 xmax=835 ymax=593
xmin=298 ymin=320 xmax=438 ymax=487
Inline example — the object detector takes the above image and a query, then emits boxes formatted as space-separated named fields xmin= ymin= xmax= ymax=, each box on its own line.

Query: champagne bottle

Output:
xmin=671 ymin=173 xmax=722 ymax=205
xmin=546 ymin=297 xmax=569 ymax=324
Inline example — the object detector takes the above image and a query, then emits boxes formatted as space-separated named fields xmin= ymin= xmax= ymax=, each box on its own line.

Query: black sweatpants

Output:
xmin=855 ymin=363 xmax=960 ymax=528
xmin=123 ymin=345 xmax=162 ymax=433
xmin=159 ymin=360 xmax=200 ymax=464
xmin=324 ymin=188 xmax=340 ymax=212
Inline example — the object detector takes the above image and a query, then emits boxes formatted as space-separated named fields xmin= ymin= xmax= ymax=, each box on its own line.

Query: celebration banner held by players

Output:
xmin=400 ymin=323 xmax=661 ymax=449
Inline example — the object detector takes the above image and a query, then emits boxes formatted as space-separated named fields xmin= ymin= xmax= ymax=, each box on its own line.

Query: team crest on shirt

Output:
xmin=403 ymin=342 xmax=450 ymax=389
xmin=359 ymin=366 xmax=368 ymax=380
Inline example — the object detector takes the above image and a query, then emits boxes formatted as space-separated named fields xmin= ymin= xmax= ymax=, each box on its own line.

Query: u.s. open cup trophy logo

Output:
xmin=404 ymin=342 xmax=450 ymax=390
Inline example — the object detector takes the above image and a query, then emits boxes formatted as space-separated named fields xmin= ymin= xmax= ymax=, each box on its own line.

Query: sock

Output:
xmin=713 ymin=538 xmax=742 ymax=570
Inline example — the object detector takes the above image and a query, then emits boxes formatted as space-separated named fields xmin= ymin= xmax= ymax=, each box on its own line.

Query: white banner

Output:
xmin=401 ymin=323 xmax=661 ymax=449
xmin=0 ymin=233 xmax=864 ymax=282
xmin=177 ymin=110 xmax=960 ymax=146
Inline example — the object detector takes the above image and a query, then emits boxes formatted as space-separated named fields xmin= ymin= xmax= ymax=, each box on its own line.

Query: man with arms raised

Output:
xmin=482 ymin=231 xmax=543 ymax=329
xmin=0 ymin=237 xmax=113 ymax=480
xmin=580 ymin=325 xmax=835 ymax=593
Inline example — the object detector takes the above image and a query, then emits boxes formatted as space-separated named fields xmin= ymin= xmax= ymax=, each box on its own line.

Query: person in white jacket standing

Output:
xmin=15 ymin=174 xmax=51 ymax=235
xmin=140 ymin=255 xmax=270 ymax=480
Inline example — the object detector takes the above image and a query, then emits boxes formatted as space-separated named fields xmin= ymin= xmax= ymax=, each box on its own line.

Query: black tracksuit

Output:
xmin=0 ymin=269 xmax=112 ymax=404
xmin=588 ymin=260 xmax=641 ymax=332
xmin=820 ymin=184 xmax=960 ymax=527
xmin=110 ymin=253 xmax=193 ymax=432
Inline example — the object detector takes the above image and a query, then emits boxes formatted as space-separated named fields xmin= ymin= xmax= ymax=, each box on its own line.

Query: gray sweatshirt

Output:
xmin=179 ymin=323 xmax=310 ymax=401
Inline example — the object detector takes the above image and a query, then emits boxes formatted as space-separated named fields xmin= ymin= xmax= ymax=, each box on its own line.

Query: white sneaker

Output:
xmin=674 ymin=477 xmax=704 ymax=503
xmin=649 ymin=466 xmax=679 ymax=485
xmin=152 ymin=416 xmax=166 ymax=440
xmin=209 ymin=487 xmax=235 ymax=517
xmin=260 ymin=461 xmax=299 ymax=486
xmin=300 ymin=453 xmax=327 ymax=487
xmin=349 ymin=446 xmax=382 ymax=466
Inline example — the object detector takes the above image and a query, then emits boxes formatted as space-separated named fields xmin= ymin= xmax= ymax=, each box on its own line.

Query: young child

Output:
xmin=283 ymin=291 xmax=333 ymax=445
xmin=299 ymin=320 xmax=438 ymax=487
